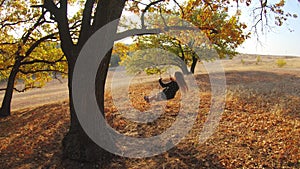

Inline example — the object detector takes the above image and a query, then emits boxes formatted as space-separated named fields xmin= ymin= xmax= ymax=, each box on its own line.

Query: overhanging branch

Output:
xmin=115 ymin=26 xmax=217 ymax=41
xmin=19 ymin=69 xmax=67 ymax=75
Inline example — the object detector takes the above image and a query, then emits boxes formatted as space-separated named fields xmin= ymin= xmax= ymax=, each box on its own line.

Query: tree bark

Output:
xmin=0 ymin=56 xmax=23 ymax=117
xmin=190 ymin=54 xmax=198 ymax=74
xmin=61 ymin=0 xmax=126 ymax=163
xmin=62 ymin=57 xmax=114 ymax=163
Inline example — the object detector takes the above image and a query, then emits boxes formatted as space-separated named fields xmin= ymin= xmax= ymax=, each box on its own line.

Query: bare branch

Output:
xmin=173 ymin=0 xmax=184 ymax=18
xmin=70 ymin=20 xmax=82 ymax=30
xmin=115 ymin=26 xmax=217 ymax=41
xmin=251 ymin=0 xmax=270 ymax=36
xmin=0 ymin=86 xmax=43 ymax=93
xmin=141 ymin=0 xmax=165 ymax=29
xmin=53 ymin=72 xmax=64 ymax=83
xmin=0 ymin=87 xmax=38 ymax=92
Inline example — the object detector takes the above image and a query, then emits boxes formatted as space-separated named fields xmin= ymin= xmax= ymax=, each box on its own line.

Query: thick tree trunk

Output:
xmin=0 ymin=57 xmax=22 ymax=117
xmin=62 ymin=58 xmax=114 ymax=163
xmin=61 ymin=0 xmax=126 ymax=163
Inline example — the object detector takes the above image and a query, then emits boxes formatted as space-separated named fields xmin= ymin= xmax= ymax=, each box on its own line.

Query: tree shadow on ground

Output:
xmin=0 ymin=101 xmax=69 ymax=169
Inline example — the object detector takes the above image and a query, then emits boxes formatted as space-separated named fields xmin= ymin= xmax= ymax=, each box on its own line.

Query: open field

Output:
xmin=0 ymin=54 xmax=299 ymax=168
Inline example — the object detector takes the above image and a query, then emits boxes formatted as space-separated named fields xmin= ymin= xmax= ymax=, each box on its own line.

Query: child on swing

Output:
xmin=144 ymin=71 xmax=188 ymax=103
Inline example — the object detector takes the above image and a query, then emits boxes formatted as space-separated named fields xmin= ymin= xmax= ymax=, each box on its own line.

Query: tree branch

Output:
xmin=116 ymin=28 xmax=162 ymax=40
xmin=43 ymin=0 xmax=74 ymax=58
xmin=251 ymin=0 xmax=269 ymax=36
xmin=2 ymin=55 xmax=66 ymax=71
xmin=159 ymin=7 xmax=168 ymax=28
xmin=141 ymin=0 xmax=165 ymax=29
xmin=53 ymin=72 xmax=64 ymax=83
xmin=1 ymin=18 xmax=35 ymax=29
xmin=25 ymin=33 xmax=58 ymax=58
xmin=78 ymin=0 xmax=96 ymax=47
xmin=0 ymin=86 xmax=41 ymax=93
xmin=9 ymin=12 xmax=48 ymax=65
xmin=115 ymin=26 xmax=217 ymax=41
xmin=0 ymin=42 xmax=18 ymax=45
xmin=92 ymin=0 xmax=125 ymax=31
xmin=19 ymin=69 xmax=67 ymax=75
xmin=43 ymin=0 xmax=60 ymax=18
xmin=173 ymin=0 xmax=184 ymax=18
xmin=60 ymin=0 xmax=68 ymax=12
xmin=21 ymin=55 xmax=66 ymax=66
xmin=21 ymin=12 xmax=46 ymax=45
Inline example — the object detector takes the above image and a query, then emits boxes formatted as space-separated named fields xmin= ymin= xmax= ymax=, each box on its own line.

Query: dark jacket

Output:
xmin=159 ymin=78 xmax=179 ymax=99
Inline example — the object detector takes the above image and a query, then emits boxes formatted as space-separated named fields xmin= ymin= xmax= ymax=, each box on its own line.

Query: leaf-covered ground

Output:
xmin=0 ymin=69 xmax=299 ymax=168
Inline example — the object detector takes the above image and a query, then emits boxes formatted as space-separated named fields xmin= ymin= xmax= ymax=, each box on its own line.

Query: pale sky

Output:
xmin=236 ymin=0 xmax=300 ymax=56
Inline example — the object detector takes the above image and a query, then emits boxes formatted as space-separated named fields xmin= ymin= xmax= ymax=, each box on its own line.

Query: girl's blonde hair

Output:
xmin=174 ymin=71 xmax=188 ymax=93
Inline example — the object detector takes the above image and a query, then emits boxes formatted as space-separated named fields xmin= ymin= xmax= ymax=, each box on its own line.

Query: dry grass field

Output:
xmin=0 ymin=54 xmax=299 ymax=168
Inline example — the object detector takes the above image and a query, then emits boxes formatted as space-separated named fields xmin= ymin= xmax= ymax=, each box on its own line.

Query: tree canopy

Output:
xmin=114 ymin=0 xmax=298 ymax=75
xmin=0 ymin=0 xmax=71 ymax=116
xmin=122 ymin=6 xmax=248 ymax=74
